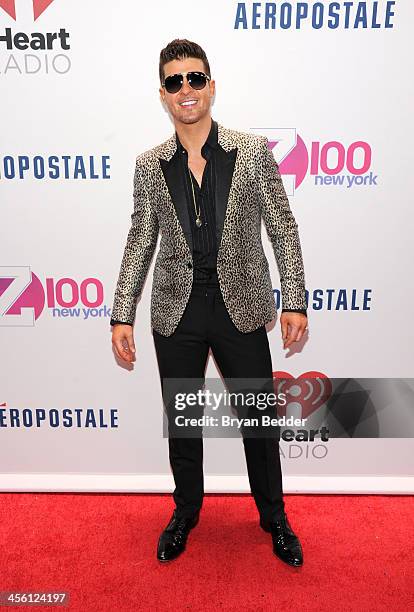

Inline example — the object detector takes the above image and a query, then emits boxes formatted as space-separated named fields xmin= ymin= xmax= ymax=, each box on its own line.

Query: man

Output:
xmin=110 ymin=39 xmax=308 ymax=567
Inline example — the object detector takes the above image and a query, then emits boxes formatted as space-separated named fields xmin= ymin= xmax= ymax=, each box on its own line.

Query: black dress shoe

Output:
xmin=157 ymin=510 xmax=199 ymax=562
xmin=260 ymin=512 xmax=303 ymax=567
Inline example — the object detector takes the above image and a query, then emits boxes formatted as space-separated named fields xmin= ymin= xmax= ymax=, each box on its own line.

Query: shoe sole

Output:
xmin=158 ymin=556 xmax=179 ymax=563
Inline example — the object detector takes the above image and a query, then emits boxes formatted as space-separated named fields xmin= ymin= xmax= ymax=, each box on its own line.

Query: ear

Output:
xmin=209 ymin=79 xmax=216 ymax=98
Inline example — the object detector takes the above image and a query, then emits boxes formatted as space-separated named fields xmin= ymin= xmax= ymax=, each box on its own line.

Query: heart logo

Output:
xmin=0 ymin=0 xmax=55 ymax=21
xmin=272 ymin=371 xmax=332 ymax=419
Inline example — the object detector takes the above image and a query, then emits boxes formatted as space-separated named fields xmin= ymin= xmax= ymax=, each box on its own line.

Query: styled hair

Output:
xmin=159 ymin=38 xmax=211 ymax=84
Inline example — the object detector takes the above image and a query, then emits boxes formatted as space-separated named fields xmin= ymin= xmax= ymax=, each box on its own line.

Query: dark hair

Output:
xmin=159 ymin=38 xmax=211 ymax=84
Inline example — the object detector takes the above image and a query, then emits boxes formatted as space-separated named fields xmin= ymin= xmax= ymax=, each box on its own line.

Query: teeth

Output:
xmin=181 ymin=100 xmax=197 ymax=106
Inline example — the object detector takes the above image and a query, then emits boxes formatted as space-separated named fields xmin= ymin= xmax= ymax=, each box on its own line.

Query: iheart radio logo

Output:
xmin=273 ymin=371 xmax=332 ymax=419
xmin=0 ymin=0 xmax=55 ymax=20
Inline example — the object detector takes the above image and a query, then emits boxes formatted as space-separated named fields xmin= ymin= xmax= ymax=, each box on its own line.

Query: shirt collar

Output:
xmin=175 ymin=118 xmax=218 ymax=153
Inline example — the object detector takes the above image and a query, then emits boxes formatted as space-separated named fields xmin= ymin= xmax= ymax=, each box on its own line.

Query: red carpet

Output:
xmin=1 ymin=493 xmax=413 ymax=611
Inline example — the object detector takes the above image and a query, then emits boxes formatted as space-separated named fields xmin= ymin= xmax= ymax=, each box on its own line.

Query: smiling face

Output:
xmin=159 ymin=57 xmax=215 ymax=126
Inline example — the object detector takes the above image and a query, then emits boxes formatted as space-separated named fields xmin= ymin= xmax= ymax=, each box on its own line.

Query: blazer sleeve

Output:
xmin=110 ymin=158 xmax=159 ymax=326
xmin=256 ymin=136 xmax=307 ymax=313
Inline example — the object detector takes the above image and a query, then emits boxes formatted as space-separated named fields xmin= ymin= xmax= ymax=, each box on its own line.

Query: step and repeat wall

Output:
xmin=1 ymin=1 xmax=413 ymax=492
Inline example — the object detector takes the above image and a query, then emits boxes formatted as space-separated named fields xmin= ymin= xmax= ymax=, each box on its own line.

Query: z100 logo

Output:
xmin=0 ymin=0 xmax=71 ymax=75
xmin=0 ymin=266 xmax=112 ymax=326
xmin=252 ymin=128 xmax=377 ymax=195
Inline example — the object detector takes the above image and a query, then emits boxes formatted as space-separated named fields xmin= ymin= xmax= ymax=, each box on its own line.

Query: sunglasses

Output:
xmin=162 ymin=71 xmax=211 ymax=94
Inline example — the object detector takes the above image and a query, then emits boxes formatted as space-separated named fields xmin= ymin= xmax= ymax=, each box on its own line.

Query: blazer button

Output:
xmin=187 ymin=262 xmax=193 ymax=269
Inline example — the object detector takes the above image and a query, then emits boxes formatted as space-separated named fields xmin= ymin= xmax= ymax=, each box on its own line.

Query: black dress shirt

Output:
xmin=176 ymin=118 xmax=219 ymax=285
xmin=110 ymin=118 xmax=307 ymax=325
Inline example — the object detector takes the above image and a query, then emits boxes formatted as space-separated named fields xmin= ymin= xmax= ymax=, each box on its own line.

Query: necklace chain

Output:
xmin=187 ymin=167 xmax=202 ymax=228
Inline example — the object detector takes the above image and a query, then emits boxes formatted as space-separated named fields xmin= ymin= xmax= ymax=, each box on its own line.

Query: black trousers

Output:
xmin=152 ymin=281 xmax=285 ymax=523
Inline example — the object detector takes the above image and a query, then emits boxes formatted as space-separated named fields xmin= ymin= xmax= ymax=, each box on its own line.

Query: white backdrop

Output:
xmin=1 ymin=0 xmax=413 ymax=493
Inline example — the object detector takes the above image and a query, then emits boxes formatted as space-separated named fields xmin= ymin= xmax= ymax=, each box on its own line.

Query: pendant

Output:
xmin=195 ymin=217 xmax=202 ymax=228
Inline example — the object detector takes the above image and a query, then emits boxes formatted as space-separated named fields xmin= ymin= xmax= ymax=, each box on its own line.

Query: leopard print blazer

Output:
xmin=110 ymin=122 xmax=307 ymax=336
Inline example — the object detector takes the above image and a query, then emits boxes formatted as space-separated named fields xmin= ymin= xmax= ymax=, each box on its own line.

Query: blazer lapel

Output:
xmin=159 ymin=154 xmax=193 ymax=252
xmin=214 ymin=145 xmax=237 ymax=250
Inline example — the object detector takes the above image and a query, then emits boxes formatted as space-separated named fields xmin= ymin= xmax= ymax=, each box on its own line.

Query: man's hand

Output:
xmin=280 ymin=312 xmax=308 ymax=349
xmin=112 ymin=324 xmax=136 ymax=363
